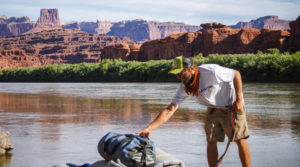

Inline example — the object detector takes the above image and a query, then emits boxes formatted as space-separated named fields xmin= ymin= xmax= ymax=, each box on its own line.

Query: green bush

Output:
xmin=266 ymin=48 xmax=280 ymax=54
xmin=0 ymin=52 xmax=299 ymax=82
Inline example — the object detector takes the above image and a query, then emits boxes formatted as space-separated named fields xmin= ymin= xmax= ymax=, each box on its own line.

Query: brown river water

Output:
xmin=0 ymin=83 xmax=299 ymax=167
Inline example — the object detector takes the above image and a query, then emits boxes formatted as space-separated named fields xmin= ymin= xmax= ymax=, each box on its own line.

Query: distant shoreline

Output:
xmin=0 ymin=52 xmax=299 ymax=83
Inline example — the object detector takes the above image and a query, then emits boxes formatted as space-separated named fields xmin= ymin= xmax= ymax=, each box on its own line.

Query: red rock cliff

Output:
xmin=101 ymin=21 xmax=294 ymax=61
xmin=101 ymin=43 xmax=141 ymax=61
xmin=289 ymin=16 xmax=300 ymax=52
xmin=1 ymin=16 xmax=299 ymax=69
xmin=0 ymin=29 xmax=135 ymax=69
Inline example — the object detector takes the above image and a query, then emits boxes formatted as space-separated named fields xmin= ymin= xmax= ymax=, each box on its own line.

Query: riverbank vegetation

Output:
xmin=0 ymin=51 xmax=299 ymax=82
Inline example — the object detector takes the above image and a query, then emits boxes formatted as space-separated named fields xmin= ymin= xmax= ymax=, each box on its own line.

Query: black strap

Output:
xmin=142 ymin=145 xmax=147 ymax=167
xmin=136 ymin=141 xmax=148 ymax=167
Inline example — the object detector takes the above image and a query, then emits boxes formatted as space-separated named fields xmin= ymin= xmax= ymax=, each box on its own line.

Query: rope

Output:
xmin=213 ymin=109 xmax=236 ymax=167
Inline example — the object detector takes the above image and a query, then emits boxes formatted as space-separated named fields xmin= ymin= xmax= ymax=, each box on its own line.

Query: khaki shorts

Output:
xmin=205 ymin=107 xmax=250 ymax=142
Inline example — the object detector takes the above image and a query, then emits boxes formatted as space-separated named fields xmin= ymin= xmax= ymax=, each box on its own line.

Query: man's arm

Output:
xmin=137 ymin=103 xmax=178 ymax=138
xmin=233 ymin=70 xmax=244 ymax=113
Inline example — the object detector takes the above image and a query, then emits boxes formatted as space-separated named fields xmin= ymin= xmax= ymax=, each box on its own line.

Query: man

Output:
xmin=137 ymin=56 xmax=251 ymax=167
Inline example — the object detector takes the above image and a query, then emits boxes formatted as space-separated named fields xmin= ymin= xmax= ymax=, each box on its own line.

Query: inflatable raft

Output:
xmin=54 ymin=147 xmax=185 ymax=167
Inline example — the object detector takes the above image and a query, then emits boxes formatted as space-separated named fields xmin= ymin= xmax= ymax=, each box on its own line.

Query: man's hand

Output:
xmin=136 ymin=127 xmax=151 ymax=139
xmin=136 ymin=103 xmax=178 ymax=139
xmin=232 ymin=99 xmax=243 ymax=113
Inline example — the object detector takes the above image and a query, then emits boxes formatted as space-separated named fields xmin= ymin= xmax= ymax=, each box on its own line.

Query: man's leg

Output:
xmin=236 ymin=139 xmax=251 ymax=167
xmin=207 ymin=141 xmax=218 ymax=167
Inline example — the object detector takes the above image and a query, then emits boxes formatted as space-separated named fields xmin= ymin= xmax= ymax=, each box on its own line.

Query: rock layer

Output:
xmin=0 ymin=29 xmax=135 ymax=69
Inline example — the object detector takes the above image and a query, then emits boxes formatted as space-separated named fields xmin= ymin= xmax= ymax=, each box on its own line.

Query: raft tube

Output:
xmin=54 ymin=147 xmax=185 ymax=167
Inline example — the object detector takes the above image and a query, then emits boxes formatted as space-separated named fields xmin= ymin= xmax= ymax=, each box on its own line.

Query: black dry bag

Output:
xmin=98 ymin=132 xmax=156 ymax=167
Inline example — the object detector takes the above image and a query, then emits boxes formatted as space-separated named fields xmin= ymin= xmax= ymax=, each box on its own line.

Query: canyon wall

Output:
xmin=63 ymin=20 xmax=200 ymax=42
xmin=289 ymin=16 xmax=300 ymax=52
xmin=0 ymin=29 xmax=135 ymax=69
xmin=1 ymin=16 xmax=299 ymax=69
xmin=229 ymin=16 xmax=290 ymax=30
xmin=0 ymin=8 xmax=299 ymax=70
xmin=106 ymin=20 xmax=200 ymax=42
xmin=0 ymin=16 xmax=34 ymax=36
xmin=0 ymin=9 xmax=292 ymax=43
xmin=102 ymin=18 xmax=299 ymax=61
xmin=0 ymin=9 xmax=200 ymax=42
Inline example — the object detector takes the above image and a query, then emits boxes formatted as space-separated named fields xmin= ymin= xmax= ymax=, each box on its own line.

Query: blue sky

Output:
xmin=1 ymin=0 xmax=299 ymax=25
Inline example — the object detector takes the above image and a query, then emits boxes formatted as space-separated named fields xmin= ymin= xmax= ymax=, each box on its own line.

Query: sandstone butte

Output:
xmin=0 ymin=15 xmax=299 ymax=69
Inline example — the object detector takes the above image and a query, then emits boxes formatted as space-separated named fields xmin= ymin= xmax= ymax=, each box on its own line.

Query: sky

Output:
xmin=1 ymin=0 xmax=300 ymax=25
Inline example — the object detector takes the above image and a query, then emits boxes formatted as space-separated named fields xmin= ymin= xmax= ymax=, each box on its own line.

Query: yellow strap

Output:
xmin=156 ymin=153 xmax=171 ymax=158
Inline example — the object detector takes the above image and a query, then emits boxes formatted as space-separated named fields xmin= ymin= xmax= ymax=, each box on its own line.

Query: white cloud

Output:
xmin=0 ymin=0 xmax=299 ymax=25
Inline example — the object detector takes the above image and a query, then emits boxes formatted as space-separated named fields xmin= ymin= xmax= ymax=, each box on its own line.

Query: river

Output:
xmin=0 ymin=83 xmax=299 ymax=167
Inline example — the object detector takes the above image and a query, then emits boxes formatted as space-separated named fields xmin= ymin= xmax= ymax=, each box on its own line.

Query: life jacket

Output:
xmin=98 ymin=132 xmax=156 ymax=167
